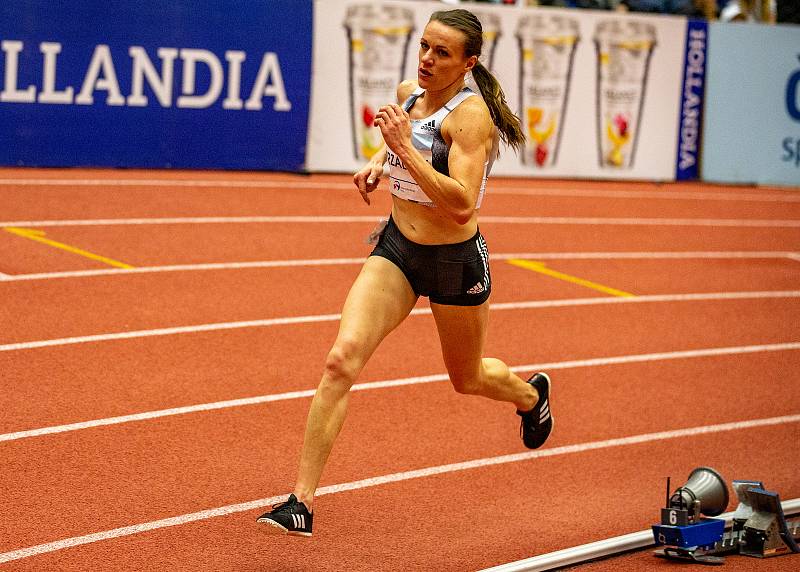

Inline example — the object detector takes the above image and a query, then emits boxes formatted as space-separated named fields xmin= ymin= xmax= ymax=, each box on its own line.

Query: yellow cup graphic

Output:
xmin=344 ymin=4 xmax=414 ymax=160
xmin=473 ymin=11 xmax=501 ymax=71
xmin=516 ymin=14 xmax=579 ymax=168
xmin=594 ymin=20 xmax=656 ymax=169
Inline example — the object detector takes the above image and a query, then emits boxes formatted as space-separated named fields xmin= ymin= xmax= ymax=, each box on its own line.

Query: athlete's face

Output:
xmin=417 ymin=21 xmax=477 ymax=91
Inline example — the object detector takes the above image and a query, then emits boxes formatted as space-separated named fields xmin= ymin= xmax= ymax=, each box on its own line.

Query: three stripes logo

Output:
xmin=420 ymin=119 xmax=436 ymax=132
xmin=539 ymin=399 xmax=551 ymax=423
xmin=291 ymin=513 xmax=307 ymax=530
xmin=474 ymin=235 xmax=490 ymax=295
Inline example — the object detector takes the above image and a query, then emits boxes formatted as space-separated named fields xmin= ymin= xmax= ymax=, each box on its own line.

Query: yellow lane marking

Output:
xmin=507 ymin=259 xmax=635 ymax=298
xmin=4 ymin=227 xmax=134 ymax=269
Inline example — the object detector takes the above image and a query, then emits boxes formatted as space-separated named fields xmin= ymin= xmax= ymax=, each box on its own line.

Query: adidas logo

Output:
xmin=291 ymin=513 xmax=307 ymax=529
xmin=540 ymin=400 xmax=550 ymax=423
xmin=467 ymin=282 xmax=485 ymax=295
xmin=420 ymin=119 xmax=436 ymax=132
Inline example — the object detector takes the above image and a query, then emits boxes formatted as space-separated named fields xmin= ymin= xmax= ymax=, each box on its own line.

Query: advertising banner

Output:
xmin=0 ymin=0 xmax=312 ymax=171
xmin=307 ymin=0 xmax=686 ymax=181
xmin=675 ymin=19 xmax=707 ymax=181
xmin=703 ymin=22 xmax=800 ymax=187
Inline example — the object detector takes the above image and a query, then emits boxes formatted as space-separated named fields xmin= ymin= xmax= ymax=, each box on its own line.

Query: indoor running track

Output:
xmin=0 ymin=169 xmax=798 ymax=571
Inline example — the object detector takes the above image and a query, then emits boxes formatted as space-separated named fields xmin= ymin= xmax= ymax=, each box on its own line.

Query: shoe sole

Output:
xmin=256 ymin=518 xmax=312 ymax=538
xmin=538 ymin=372 xmax=554 ymax=439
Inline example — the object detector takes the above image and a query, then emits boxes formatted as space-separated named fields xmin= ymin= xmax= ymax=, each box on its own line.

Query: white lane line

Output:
xmin=1 ymin=177 xmax=798 ymax=202
xmin=1 ymin=251 xmax=796 ymax=282
xmin=491 ymin=251 xmax=800 ymax=261
xmin=0 ymin=215 xmax=376 ymax=227
xmin=0 ymin=178 xmax=355 ymax=189
xmin=1 ymin=215 xmax=799 ymax=228
xmin=1 ymin=412 xmax=798 ymax=564
xmin=479 ymin=216 xmax=800 ymax=228
xmin=488 ymin=187 xmax=800 ymax=203
xmin=2 ymin=290 xmax=799 ymax=353
xmin=2 ymin=341 xmax=799 ymax=444
xmin=0 ymin=312 xmax=345 ymax=352
xmin=0 ymin=257 xmax=367 ymax=281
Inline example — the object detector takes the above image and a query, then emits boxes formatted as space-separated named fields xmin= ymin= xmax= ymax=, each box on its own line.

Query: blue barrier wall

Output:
xmin=703 ymin=22 xmax=800 ymax=187
xmin=0 ymin=0 xmax=312 ymax=171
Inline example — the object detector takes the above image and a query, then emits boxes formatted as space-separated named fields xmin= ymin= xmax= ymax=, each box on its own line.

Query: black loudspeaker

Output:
xmin=670 ymin=466 xmax=730 ymax=519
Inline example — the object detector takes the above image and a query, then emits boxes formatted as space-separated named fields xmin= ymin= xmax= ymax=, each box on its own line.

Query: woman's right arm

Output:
xmin=353 ymin=80 xmax=418 ymax=205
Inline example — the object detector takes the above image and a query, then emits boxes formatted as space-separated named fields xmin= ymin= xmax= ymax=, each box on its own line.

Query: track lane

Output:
xmin=1 ymin=345 xmax=798 ymax=550
xmin=3 ymin=189 xmax=798 ymax=223
xmin=1 ymin=259 xmax=799 ymax=344
xmin=484 ymin=190 xmax=800 ymax=220
xmin=1 ymin=168 xmax=797 ymax=194
xmin=1 ymin=171 xmax=798 ymax=221
xmin=0 ymin=172 xmax=373 ymax=221
xmin=1 ymin=419 xmax=797 ymax=570
xmin=0 ymin=265 xmax=361 ymax=344
xmin=0 ymin=230 xmax=108 ymax=275
xmin=504 ymin=258 xmax=800 ymax=298
xmin=1 ymin=297 xmax=799 ymax=433
xmin=1 ymin=220 xmax=797 ymax=276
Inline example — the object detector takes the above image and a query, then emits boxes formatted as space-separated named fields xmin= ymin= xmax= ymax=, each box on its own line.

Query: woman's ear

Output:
xmin=464 ymin=54 xmax=478 ymax=73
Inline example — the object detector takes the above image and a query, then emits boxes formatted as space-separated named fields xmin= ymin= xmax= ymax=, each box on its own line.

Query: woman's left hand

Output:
xmin=374 ymin=104 xmax=412 ymax=154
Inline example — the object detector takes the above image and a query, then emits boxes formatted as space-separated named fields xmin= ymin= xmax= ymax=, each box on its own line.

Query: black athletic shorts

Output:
xmin=369 ymin=217 xmax=491 ymax=306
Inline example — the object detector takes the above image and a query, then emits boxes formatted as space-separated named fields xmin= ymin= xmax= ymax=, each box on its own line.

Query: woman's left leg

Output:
xmin=429 ymin=300 xmax=537 ymax=411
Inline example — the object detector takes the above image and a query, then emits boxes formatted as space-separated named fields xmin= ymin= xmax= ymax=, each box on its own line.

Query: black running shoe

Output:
xmin=256 ymin=494 xmax=313 ymax=537
xmin=517 ymin=372 xmax=553 ymax=449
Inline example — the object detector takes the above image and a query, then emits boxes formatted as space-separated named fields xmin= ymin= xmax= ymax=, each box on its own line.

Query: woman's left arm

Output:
xmin=375 ymin=100 xmax=492 ymax=225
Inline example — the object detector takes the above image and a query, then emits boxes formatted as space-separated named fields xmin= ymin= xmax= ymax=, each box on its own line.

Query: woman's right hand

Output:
xmin=353 ymin=160 xmax=384 ymax=205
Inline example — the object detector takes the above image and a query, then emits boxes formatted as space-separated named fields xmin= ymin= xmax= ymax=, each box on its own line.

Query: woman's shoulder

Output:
xmin=450 ymin=92 xmax=492 ymax=126
xmin=441 ymin=92 xmax=495 ymax=143
xmin=396 ymin=80 xmax=419 ymax=104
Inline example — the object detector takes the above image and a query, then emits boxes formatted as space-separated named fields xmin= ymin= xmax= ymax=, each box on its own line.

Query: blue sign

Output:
xmin=702 ymin=22 xmax=800 ymax=187
xmin=0 ymin=0 xmax=312 ymax=171
xmin=675 ymin=20 xmax=707 ymax=181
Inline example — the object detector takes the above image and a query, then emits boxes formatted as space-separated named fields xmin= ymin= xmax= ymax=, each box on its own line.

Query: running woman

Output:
xmin=257 ymin=8 xmax=552 ymax=537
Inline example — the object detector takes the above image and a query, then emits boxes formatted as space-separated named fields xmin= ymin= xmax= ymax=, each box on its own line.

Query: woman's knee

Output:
xmin=323 ymin=339 xmax=364 ymax=387
xmin=449 ymin=371 xmax=480 ymax=395
xmin=450 ymin=359 xmax=504 ymax=395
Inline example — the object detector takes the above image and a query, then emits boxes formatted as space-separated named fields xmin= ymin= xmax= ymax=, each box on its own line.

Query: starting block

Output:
xmin=733 ymin=484 xmax=800 ymax=558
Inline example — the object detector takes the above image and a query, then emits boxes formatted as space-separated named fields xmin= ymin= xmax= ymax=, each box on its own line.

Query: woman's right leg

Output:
xmin=293 ymin=256 xmax=418 ymax=510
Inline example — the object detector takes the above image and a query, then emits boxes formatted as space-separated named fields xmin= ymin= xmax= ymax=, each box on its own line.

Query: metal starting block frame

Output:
xmin=732 ymin=484 xmax=800 ymax=558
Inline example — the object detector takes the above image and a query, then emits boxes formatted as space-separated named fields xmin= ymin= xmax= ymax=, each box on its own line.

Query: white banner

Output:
xmin=308 ymin=1 xmax=686 ymax=181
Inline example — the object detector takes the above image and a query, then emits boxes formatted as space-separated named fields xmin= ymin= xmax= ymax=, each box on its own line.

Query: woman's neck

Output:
xmin=418 ymin=77 xmax=466 ymax=113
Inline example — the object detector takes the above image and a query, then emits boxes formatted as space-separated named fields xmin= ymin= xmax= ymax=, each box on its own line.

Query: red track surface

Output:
xmin=1 ymin=169 xmax=799 ymax=571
